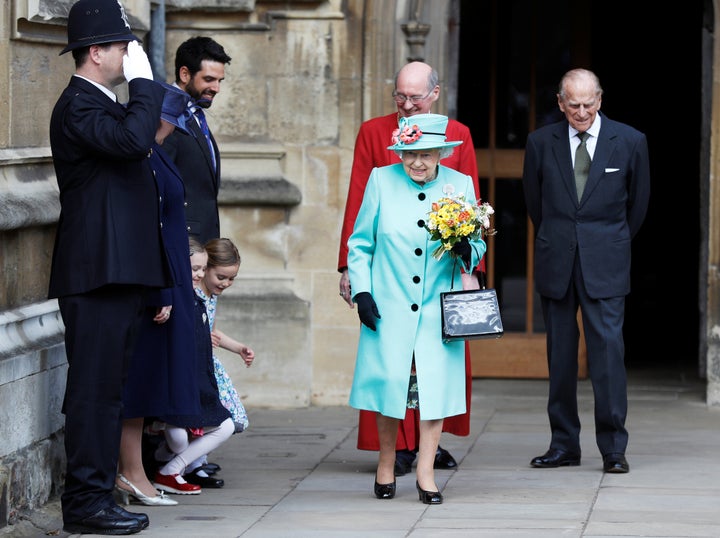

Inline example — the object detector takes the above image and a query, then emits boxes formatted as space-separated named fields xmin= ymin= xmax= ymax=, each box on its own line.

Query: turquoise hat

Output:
xmin=386 ymin=113 xmax=463 ymax=151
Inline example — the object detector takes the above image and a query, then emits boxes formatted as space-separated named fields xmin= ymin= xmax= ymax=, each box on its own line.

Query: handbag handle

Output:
xmin=477 ymin=270 xmax=487 ymax=290
xmin=449 ymin=244 xmax=483 ymax=290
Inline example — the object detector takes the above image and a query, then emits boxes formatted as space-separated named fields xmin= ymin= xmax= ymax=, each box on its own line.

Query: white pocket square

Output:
xmin=605 ymin=168 xmax=620 ymax=173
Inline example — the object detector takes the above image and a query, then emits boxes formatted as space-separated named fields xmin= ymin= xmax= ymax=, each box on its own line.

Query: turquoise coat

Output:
xmin=348 ymin=163 xmax=487 ymax=420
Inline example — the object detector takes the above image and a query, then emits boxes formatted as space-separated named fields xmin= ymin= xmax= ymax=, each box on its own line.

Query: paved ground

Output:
xmin=5 ymin=368 xmax=720 ymax=537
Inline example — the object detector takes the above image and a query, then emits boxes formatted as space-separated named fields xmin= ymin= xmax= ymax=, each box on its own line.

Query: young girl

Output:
xmin=152 ymin=239 xmax=235 ymax=495
xmin=160 ymin=237 xmax=256 ymax=490
xmin=201 ymin=237 xmax=255 ymax=434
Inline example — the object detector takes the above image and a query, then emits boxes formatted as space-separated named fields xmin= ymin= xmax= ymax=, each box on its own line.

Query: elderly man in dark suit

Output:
xmin=522 ymin=68 xmax=650 ymax=475
xmin=49 ymin=0 xmax=170 ymax=534
xmin=164 ymin=36 xmax=232 ymax=243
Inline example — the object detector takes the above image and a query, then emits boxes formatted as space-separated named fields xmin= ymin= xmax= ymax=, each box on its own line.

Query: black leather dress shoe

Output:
xmin=394 ymin=449 xmax=415 ymax=476
xmin=603 ymin=453 xmax=629 ymax=473
xmin=434 ymin=446 xmax=458 ymax=469
xmin=110 ymin=505 xmax=149 ymax=529
xmin=63 ymin=507 xmax=144 ymax=535
xmin=184 ymin=469 xmax=225 ymax=488
xmin=393 ymin=460 xmax=410 ymax=476
xmin=530 ymin=448 xmax=581 ymax=468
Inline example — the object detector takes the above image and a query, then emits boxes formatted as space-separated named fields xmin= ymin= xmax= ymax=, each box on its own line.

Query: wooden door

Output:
xmin=458 ymin=0 xmax=588 ymax=378
xmin=469 ymin=149 xmax=587 ymax=378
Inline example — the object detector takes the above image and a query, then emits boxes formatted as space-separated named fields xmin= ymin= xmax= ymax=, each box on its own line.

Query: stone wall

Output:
xmin=161 ymin=1 xmax=361 ymax=409
xmin=0 ymin=303 xmax=66 ymax=521
xmin=4 ymin=0 xmax=718 ymax=525
xmin=0 ymin=0 xmax=444 ymax=521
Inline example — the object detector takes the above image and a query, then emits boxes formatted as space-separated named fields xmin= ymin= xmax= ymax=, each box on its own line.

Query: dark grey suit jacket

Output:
xmin=163 ymin=109 xmax=221 ymax=243
xmin=522 ymin=113 xmax=651 ymax=300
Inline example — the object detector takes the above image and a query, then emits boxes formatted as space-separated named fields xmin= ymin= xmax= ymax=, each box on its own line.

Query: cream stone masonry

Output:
xmin=11 ymin=0 xmax=150 ymax=44
xmin=0 ymin=148 xmax=57 ymax=230
xmin=0 ymin=0 xmax=719 ymax=524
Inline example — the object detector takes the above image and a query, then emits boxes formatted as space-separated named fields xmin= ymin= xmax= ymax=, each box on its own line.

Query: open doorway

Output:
xmin=457 ymin=0 xmax=702 ymax=374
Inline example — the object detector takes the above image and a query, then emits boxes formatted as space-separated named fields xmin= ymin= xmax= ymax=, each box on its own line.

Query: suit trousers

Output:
xmin=59 ymin=285 xmax=146 ymax=523
xmin=540 ymin=254 xmax=629 ymax=457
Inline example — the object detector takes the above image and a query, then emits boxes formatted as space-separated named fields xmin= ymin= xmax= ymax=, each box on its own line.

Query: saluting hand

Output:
xmin=123 ymin=41 xmax=154 ymax=82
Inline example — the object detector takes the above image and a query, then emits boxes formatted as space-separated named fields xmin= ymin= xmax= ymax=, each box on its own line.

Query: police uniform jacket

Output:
xmin=48 ymin=76 xmax=171 ymax=298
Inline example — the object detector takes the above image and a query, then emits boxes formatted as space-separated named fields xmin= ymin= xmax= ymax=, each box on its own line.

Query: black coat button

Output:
xmin=417 ymin=219 xmax=425 ymax=227
xmin=415 ymin=248 xmax=423 ymax=256
xmin=418 ymin=193 xmax=426 ymax=201
xmin=411 ymin=304 xmax=419 ymax=311
xmin=413 ymin=276 xmax=420 ymax=283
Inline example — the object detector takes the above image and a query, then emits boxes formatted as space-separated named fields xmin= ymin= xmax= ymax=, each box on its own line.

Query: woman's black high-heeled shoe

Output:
xmin=374 ymin=477 xmax=396 ymax=499
xmin=416 ymin=481 xmax=443 ymax=504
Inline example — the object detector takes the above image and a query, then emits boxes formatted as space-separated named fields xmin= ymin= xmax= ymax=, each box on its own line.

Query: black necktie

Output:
xmin=194 ymin=108 xmax=217 ymax=171
xmin=574 ymin=131 xmax=591 ymax=201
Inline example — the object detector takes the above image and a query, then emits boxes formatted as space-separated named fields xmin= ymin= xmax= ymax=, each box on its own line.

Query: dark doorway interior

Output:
xmin=593 ymin=4 xmax=702 ymax=370
xmin=457 ymin=0 xmax=702 ymax=371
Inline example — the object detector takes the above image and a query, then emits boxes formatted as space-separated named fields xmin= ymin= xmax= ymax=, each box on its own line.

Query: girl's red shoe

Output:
xmin=152 ymin=472 xmax=201 ymax=495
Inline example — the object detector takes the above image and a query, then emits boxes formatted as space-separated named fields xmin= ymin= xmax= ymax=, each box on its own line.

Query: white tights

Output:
xmin=159 ymin=418 xmax=234 ymax=476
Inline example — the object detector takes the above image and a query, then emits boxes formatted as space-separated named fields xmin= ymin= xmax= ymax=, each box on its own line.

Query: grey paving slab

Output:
xmin=5 ymin=370 xmax=720 ymax=538
xmin=584 ymin=522 xmax=720 ymax=538
xmin=592 ymin=487 xmax=720 ymax=523
xmin=411 ymin=531 xmax=582 ymax=538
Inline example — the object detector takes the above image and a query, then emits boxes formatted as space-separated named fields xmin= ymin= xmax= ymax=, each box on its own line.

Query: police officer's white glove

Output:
xmin=122 ymin=41 xmax=154 ymax=82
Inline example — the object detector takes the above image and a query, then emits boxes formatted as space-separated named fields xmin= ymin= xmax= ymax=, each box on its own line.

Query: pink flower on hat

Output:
xmin=391 ymin=124 xmax=422 ymax=146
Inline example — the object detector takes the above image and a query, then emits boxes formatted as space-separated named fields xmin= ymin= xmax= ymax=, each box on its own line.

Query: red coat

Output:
xmin=339 ymin=112 xmax=480 ymax=450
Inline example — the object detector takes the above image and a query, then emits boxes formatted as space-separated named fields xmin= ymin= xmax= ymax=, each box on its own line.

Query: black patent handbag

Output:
xmin=440 ymin=257 xmax=504 ymax=342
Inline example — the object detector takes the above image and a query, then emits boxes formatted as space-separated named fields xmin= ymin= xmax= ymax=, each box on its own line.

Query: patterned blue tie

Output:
xmin=194 ymin=107 xmax=216 ymax=171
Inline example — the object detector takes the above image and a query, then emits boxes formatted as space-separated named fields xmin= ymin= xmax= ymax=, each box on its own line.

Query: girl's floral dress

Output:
xmin=195 ymin=287 xmax=249 ymax=433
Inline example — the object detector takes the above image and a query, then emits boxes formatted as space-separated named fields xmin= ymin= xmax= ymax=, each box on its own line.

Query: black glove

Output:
xmin=354 ymin=292 xmax=381 ymax=331
xmin=451 ymin=237 xmax=472 ymax=269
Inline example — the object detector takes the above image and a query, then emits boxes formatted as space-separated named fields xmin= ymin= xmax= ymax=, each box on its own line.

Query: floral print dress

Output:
xmin=195 ymin=287 xmax=249 ymax=433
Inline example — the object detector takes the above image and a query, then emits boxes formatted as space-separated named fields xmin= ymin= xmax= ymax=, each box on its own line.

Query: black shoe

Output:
xmin=530 ymin=448 xmax=581 ymax=468
xmin=109 ymin=505 xmax=149 ymax=529
xmin=603 ymin=453 xmax=629 ymax=473
xmin=198 ymin=462 xmax=221 ymax=475
xmin=184 ymin=469 xmax=225 ymax=488
xmin=393 ymin=449 xmax=416 ymax=476
xmin=373 ymin=477 xmax=396 ymax=499
xmin=416 ymin=481 xmax=443 ymax=505
xmin=433 ymin=446 xmax=458 ymax=469
xmin=63 ymin=507 xmax=144 ymax=535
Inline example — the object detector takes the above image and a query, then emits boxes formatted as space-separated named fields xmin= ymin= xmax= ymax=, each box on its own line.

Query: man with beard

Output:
xmin=164 ymin=36 xmax=232 ymax=243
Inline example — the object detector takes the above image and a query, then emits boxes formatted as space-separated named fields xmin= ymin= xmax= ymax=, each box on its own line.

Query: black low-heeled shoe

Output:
xmin=184 ymin=469 xmax=225 ymax=488
xmin=416 ymin=481 xmax=443 ymax=504
xmin=374 ymin=477 xmax=396 ymax=499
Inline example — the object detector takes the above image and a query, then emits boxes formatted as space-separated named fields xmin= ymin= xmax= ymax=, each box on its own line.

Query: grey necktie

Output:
xmin=574 ymin=131 xmax=591 ymax=201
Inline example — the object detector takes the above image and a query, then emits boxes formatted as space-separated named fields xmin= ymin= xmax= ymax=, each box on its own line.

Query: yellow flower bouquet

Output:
xmin=425 ymin=185 xmax=496 ymax=261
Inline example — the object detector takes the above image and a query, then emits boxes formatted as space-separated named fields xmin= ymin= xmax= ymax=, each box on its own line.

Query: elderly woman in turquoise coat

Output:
xmin=347 ymin=114 xmax=487 ymax=504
